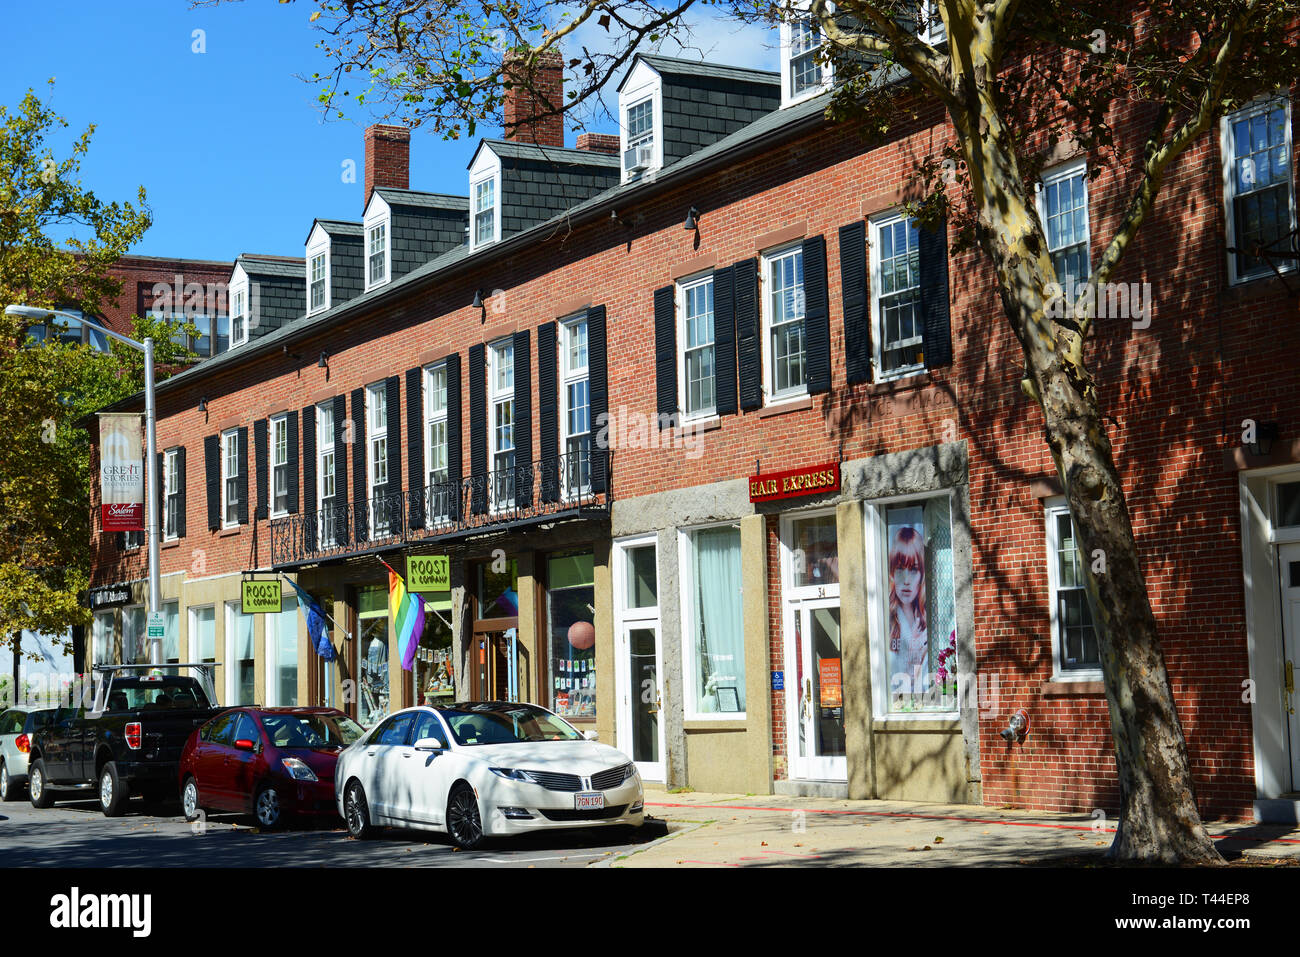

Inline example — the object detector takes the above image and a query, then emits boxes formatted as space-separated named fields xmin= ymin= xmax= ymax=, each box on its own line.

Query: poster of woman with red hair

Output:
xmin=887 ymin=507 xmax=928 ymax=705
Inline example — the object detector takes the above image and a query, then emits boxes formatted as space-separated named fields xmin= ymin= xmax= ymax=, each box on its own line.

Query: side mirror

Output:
xmin=233 ymin=738 xmax=256 ymax=751
xmin=413 ymin=737 xmax=446 ymax=752
xmin=583 ymin=730 xmax=599 ymax=742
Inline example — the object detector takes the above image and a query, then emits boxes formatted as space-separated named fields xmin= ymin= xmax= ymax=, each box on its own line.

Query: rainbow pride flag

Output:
xmin=383 ymin=560 xmax=425 ymax=672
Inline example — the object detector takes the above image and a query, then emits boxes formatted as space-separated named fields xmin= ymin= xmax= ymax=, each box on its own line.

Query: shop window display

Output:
xmin=548 ymin=553 xmax=595 ymax=718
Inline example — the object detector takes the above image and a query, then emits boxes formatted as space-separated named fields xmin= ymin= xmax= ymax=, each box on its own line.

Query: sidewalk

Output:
xmin=609 ymin=791 xmax=1300 ymax=867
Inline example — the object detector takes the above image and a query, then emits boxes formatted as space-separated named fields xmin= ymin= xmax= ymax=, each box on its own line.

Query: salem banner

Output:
xmin=99 ymin=413 xmax=145 ymax=531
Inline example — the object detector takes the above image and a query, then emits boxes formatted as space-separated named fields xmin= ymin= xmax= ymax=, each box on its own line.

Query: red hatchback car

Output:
xmin=179 ymin=707 xmax=365 ymax=828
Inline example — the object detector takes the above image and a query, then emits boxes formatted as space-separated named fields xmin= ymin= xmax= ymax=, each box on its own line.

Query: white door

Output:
xmin=1279 ymin=543 xmax=1300 ymax=788
xmin=784 ymin=597 xmax=847 ymax=781
xmin=617 ymin=621 xmax=665 ymax=781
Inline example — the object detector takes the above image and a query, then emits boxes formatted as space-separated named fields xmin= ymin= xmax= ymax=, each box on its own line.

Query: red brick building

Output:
xmin=87 ymin=28 xmax=1300 ymax=823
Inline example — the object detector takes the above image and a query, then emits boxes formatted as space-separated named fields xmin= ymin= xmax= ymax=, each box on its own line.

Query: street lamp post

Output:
xmin=5 ymin=304 xmax=162 ymax=665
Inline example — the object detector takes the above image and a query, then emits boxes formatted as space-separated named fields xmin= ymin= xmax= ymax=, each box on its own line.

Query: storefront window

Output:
xmin=357 ymin=585 xmax=389 ymax=727
xmin=791 ymin=514 xmax=838 ymax=587
xmin=123 ymin=606 xmax=146 ymax=664
xmin=415 ymin=594 xmax=455 ymax=705
xmin=625 ymin=544 xmax=657 ymax=609
xmin=191 ymin=606 xmax=215 ymax=663
xmin=686 ymin=525 xmax=745 ymax=715
xmin=226 ymin=602 xmax=255 ymax=705
xmin=93 ymin=611 xmax=114 ymax=666
xmin=163 ymin=600 xmax=179 ymax=669
xmin=880 ymin=495 xmax=957 ymax=713
xmin=548 ymin=553 xmax=595 ymax=719
xmin=268 ymin=601 xmax=299 ymax=706
xmin=476 ymin=559 xmax=519 ymax=618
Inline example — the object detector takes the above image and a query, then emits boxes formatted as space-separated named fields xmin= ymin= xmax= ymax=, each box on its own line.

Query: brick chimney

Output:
xmin=502 ymin=50 xmax=565 ymax=148
xmin=576 ymin=133 xmax=620 ymax=155
xmin=364 ymin=124 xmax=411 ymax=208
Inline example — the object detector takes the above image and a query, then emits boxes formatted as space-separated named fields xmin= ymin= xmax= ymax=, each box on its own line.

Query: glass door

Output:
xmin=1280 ymin=542 xmax=1300 ymax=789
xmin=617 ymin=621 xmax=664 ymax=781
xmin=357 ymin=585 xmax=390 ymax=728
xmin=785 ymin=599 xmax=846 ymax=781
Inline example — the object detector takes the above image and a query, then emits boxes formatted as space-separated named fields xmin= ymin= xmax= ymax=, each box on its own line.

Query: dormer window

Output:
xmin=473 ymin=177 xmax=497 ymax=247
xmin=789 ymin=19 xmax=822 ymax=99
xmin=309 ymin=250 xmax=327 ymax=313
xmin=231 ymin=288 xmax=248 ymax=347
xmin=617 ymin=59 xmax=664 ymax=183
xmin=624 ymin=99 xmax=654 ymax=177
xmin=367 ymin=221 xmax=387 ymax=287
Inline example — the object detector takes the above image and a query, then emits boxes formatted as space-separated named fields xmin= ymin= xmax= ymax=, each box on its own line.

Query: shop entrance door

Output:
xmin=1279 ymin=542 xmax=1300 ymax=788
xmin=616 ymin=621 xmax=665 ymax=781
xmin=784 ymin=597 xmax=847 ymax=781
xmin=471 ymin=622 xmax=521 ymax=702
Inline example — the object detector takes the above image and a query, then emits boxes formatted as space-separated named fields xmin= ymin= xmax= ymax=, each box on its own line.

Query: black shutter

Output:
xmin=654 ymin=285 xmax=676 ymax=424
xmin=351 ymin=387 xmax=367 ymax=543
xmin=735 ymin=258 xmax=761 ymax=410
xmin=302 ymin=406 xmax=317 ymax=551
xmin=175 ymin=446 xmax=186 ymax=539
xmin=446 ymin=354 xmax=462 ymax=520
xmin=253 ymin=419 xmax=268 ymax=520
xmin=469 ymin=344 xmax=487 ymax=515
xmin=385 ymin=375 xmax=401 ymax=531
xmin=919 ymin=216 xmax=953 ymax=369
xmin=406 ymin=366 xmax=425 ymax=529
xmin=332 ymin=394 xmax=349 ymax=546
xmin=839 ymin=220 xmax=871 ymax=384
xmin=513 ymin=330 xmax=533 ymax=509
xmin=236 ymin=427 xmax=249 ymax=525
xmin=537 ymin=322 xmax=559 ymax=504
xmin=286 ymin=413 xmax=299 ymax=515
xmin=802 ymin=234 xmax=831 ymax=395
xmin=713 ymin=265 xmax=737 ymax=416
xmin=204 ymin=434 xmax=219 ymax=531
xmin=155 ymin=451 xmax=164 ymax=539
xmin=587 ymin=304 xmax=609 ymax=494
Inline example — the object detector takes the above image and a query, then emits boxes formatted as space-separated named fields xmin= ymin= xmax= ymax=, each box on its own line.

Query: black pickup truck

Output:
xmin=27 ymin=664 xmax=223 ymax=816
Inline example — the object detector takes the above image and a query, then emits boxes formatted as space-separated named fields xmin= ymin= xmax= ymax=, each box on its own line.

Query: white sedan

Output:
xmin=334 ymin=701 xmax=644 ymax=848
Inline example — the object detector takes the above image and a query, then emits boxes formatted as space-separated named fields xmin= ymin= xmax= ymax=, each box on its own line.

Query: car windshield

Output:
xmin=261 ymin=713 xmax=365 ymax=749
xmin=102 ymin=677 xmax=212 ymax=711
xmin=438 ymin=704 xmax=583 ymax=746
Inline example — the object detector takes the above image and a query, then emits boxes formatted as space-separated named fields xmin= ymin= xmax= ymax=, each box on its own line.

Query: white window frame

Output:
xmin=423 ymin=361 xmax=451 ymax=525
xmin=677 ymin=272 xmax=717 ymax=421
xmin=163 ymin=448 xmax=180 ymax=541
xmin=265 ymin=599 xmax=299 ymax=708
xmin=221 ymin=428 xmax=240 ymax=529
xmin=560 ymin=314 xmax=591 ymax=499
xmin=677 ymin=520 xmax=747 ymax=722
xmin=189 ymin=604 xmax=216 ymax=664
xmin=224 ymin=600 xmax=255 ymax=706
xmin=761 ymin=242 xmax=809 ymax=405
xmin=230 ymin=289 xmax=248 ymax=347
xmin=869 ymin=210 xmax=926 ymax=382
xmin=316 ymin=401 xmax=337 ymax=547
xmin=366 ymin=219 xmax=389 ymax=289
xmin=1222 ymin=94 xmax=1297 ymax=286
xmin=270 ymin=413 xmax=290 ymax=519
xmin=365 ymin=382 xmax=389 ymax=535
xmin=1043 ymin=497 xmax=1103 ymax=681
xmin=307 ymin=244 xmax=329 ymax=315
xmin=863 ymin=489 xmax=960 ymax=721
xmin=471 ymin=173 xmax=501 ymax=250
xmin=1036 ymin=158 xmax=1091 ymax=287
xmin=617 ymin=60 xmax=664 ymax=183
xmin=489 ymin=338 xmax=516 ymax=511
xmin=780 ymin=8 xmax=832 ymax=108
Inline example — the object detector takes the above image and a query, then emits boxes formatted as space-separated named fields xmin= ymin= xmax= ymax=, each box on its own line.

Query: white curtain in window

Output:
xmin=163 ymin=601 xmax=179 ymax=662
xmin=693 ymin=526 xmax=745 ymax=713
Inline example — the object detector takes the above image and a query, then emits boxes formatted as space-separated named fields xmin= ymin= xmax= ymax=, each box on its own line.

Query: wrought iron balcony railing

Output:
xmin=268 ymin=450 xmax=609 ymax=567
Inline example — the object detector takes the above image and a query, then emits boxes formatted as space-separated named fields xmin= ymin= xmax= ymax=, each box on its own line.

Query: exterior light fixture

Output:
xmin=683 ymin=206 xmax=700 ymax=231
xmin=318 ymin=351 xmax=329 ymax=370
xmin=1249 ymin=421 xmax=1280 ymax=457
xmin=609 ymin=209 xmax=630 ymax=227
xmin=198 ymin=397 xmax=208 ymax=414
xmin=472 ymin=290 xmax=487 ymax=323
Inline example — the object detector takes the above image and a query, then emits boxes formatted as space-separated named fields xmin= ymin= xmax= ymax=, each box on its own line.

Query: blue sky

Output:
xmin=2 ymin=1 xmax=776 ymax=263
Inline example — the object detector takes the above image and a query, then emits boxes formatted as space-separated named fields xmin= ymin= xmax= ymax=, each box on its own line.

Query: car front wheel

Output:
xmin=99 ymin=762 xmax=129 ymax=817
xmin=446 ymin=783 xmax=484 ymax=850
xmin=254 ymin=785 xmax=283 ymax=829
xmin=344 ymin=781 xmax=372 ymax=840
xmin=29 ymin=759 xmax=54 ymax=809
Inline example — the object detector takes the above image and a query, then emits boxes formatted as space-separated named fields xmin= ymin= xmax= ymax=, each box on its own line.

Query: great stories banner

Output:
xmin=99 ymin=412 xmax=144 ymax=531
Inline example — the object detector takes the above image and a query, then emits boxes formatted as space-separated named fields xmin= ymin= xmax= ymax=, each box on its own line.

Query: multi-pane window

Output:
xmin=561 ymin=316 xmax=591 ymax=496
xmin=424 ymin=363 xmax=450 ymax=523
xmin=231 ymin=289 xmax=248 ymax=346
xmin=679 ymin=275 xmax=716 ymax=417
xmin=1224 ymin=97 xmax=1294 ymax=283
xmin=368 ymin=221 xmax=387 ymax=286
xmin=871 ymin=213 xmax=924 ymax=378
xmin=164 ymin=448 xmax=180 ymax=540
xmin=222 ymin=429 xmax=240 ymax=527
xmin=309 ymin=251 xmax=327 ymax=312
xmin=1040 ymin=161 xmax=1090 ymax=287
xmin=489 ymin=339 xmax=516 ymax=509
xmin=317 ymin=402 xmax=336 ymax=546
xmin=366 ymin=383 xmax=389 ymax=535
xmin=215 ymin=315 xmax=230 ymax=354
xmin=789 ymin=18 xmax=822 ymax=99
xmin=1045 ymin=500 xmax=1100 ymax=675
xmin=474 ymin=178 xmax=496 ymax=247
xmin=625 ymin=98 xmax=654 ymax=175
xmin=764 ymin=245 xmax=807 ymax=400
xmin=271 ymin=414 xmax=290 ymax=517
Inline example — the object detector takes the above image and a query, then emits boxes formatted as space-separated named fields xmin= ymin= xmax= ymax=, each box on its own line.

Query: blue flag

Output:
xmin=284 ymin=578 xmax=335 ymax=661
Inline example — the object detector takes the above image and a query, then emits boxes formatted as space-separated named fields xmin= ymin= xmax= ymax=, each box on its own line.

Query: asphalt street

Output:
xmin=0 ymin=794 xmax=667 ymax=868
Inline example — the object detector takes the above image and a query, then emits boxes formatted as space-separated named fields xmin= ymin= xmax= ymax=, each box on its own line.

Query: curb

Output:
xmin=594 ymin=818 xmax=708 ymax=867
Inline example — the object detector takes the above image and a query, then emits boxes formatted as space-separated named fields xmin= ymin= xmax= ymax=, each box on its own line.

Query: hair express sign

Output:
xmin=748 ymin=462 xmax=840 ymax=503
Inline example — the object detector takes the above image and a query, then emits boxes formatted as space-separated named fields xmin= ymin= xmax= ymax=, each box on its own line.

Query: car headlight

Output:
xmin=489 ymin=767 xmax=538 ymax=783
xmin=281 ymin=757 xmax=318 ymax=781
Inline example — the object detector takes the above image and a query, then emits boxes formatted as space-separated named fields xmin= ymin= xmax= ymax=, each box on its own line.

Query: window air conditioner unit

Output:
xmin=624 ymin=142 xmax=653 ymax=174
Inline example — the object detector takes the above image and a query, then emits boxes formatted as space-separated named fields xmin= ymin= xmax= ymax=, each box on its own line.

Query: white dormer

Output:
xmin=228 ymin=262 xmax=250 ymax=348
xmin=305 ymin=222 xmax=331 ymax=315
xmin=617 ymin=58 xmax=664 ymax=183
xmin=468 ymin=146 xmax=502 ymax=251
xmin=362 ymin=192 xmax=392 ymax=290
